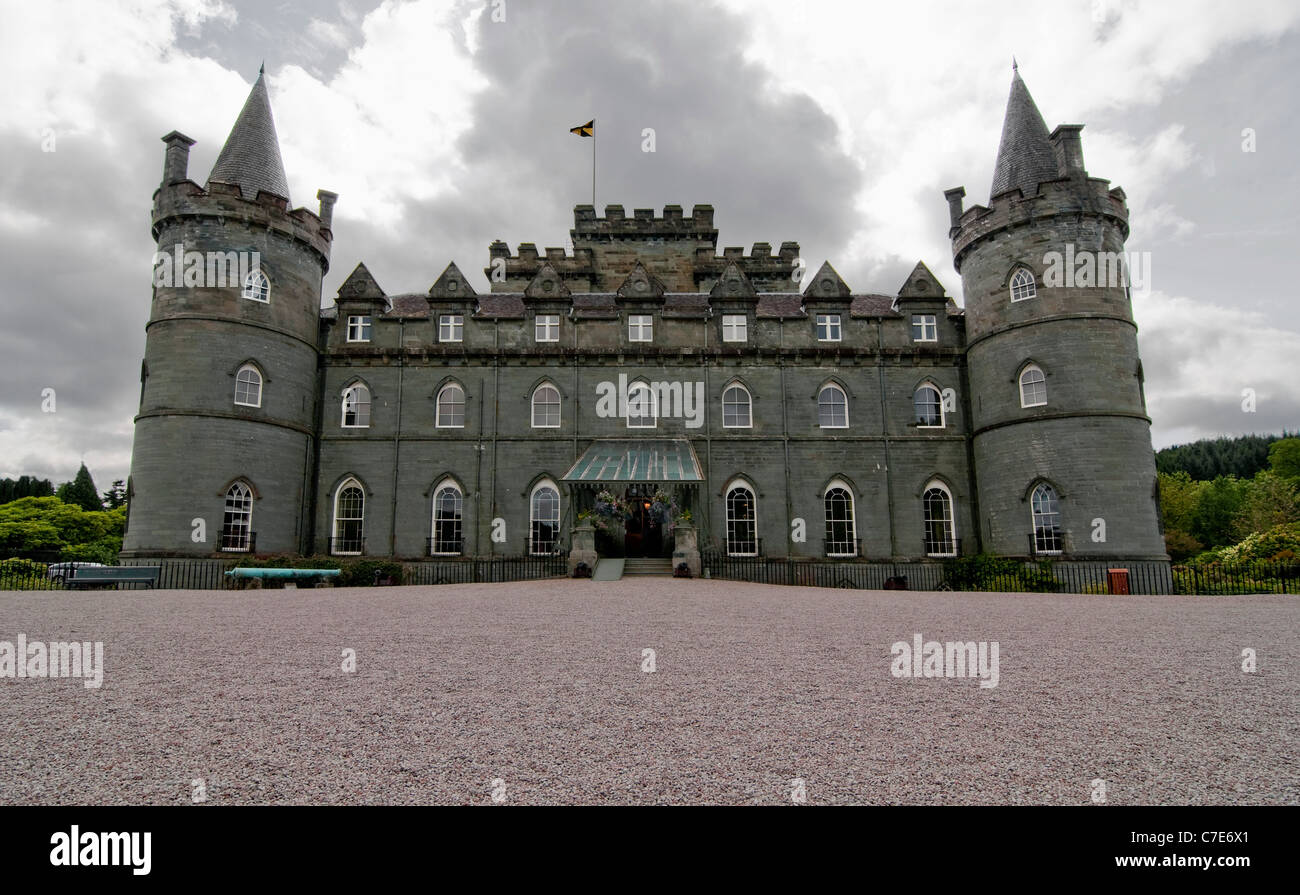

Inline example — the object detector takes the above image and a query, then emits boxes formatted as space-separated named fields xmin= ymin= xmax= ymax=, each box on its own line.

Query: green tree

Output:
xmin=1157 ymin=471 xmax=1204 ymax=534
xmin=1268 ymin=438 xmax=1300 ymax=481
xmin=1232 ymin=471 xmax=1300 ymax=541
xmin=1191 ymin=475 xmax=1248 ymax=548
xmin=101 ymin=479 xmax=127 ymax=510
xmin=0 ymin=497 xmax=125 ymax=559
xmin=56 ymin=463 xmax=102 ymax=512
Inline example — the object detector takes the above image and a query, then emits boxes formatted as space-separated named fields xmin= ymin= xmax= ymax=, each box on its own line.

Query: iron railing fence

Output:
xmin=0 ymin=553 xmax=571 ymax=590
xmin=699 ymin=553 xmax=1300 ymax=596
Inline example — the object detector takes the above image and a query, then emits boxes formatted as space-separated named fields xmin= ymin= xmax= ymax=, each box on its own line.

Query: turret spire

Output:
xmin=989 ymin=66 xmax=1059 ymax=200
xmin=207 ymin=67 xmax=291 ymax=203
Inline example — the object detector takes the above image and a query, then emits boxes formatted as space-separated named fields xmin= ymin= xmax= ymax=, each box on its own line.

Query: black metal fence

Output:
xmin=700 ymin=552 xmax=1300 ymax=596
xmin=0 ymin=554 xmax=569 ymax=591
xmin=403 ymin=554 xmax=569 ymax=585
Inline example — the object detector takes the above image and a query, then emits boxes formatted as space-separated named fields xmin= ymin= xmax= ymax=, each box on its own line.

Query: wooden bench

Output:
xmin=67 ymin=566 xmax=161 ymax=589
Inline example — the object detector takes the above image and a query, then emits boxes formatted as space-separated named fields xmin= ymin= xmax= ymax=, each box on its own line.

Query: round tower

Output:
xmin=122 ymin=68 xmax=336 ymax=557
xmin=945 ymin=67 xmax=1165 ymax=561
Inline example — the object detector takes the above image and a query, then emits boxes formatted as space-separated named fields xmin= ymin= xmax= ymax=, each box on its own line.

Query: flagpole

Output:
xmin=592 ymin=131 xmax=596 ymax=207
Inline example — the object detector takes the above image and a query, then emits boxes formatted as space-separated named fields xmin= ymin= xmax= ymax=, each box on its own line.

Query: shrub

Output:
xmin=338 ymin=560 xmax=405 ymax=587
xmin=1163 ymin=529 xmax=1203 ymax=561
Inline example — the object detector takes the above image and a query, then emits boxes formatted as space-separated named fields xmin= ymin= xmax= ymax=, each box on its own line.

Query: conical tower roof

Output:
xmin=207 ymin=66 xmax=291 ymax=202
xmin=989 ymin=66 xmax=1059 ymax=200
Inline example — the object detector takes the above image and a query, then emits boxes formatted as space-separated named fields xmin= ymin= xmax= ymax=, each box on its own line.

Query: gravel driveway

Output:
xmin=1 ymin=580 xmax=1295 ymax=805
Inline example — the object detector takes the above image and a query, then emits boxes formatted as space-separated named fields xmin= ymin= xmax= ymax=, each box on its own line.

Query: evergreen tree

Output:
xmin=57 ymin=463 xmax=103 ymax=512
xmin=102 ymin=479 xmax=127 ymax=510
xmin=0 ymin=476 xmax=55 ymax=504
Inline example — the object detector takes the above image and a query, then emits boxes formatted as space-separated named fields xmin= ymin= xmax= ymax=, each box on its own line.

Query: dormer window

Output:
xmin=1010 ymin=268 xmax=1036 ymax=302
xmin=629 ymin=314 xmax=653 ymax=342
xmin=439 ymin=315 xmax=464 ymax=342
xmin=911 ymin=314 xmax=937 ymax=342
xmin=242 ymin=269 xmax=270 ymax=303
xmin=346 ymin=315 xmax=372 ymax=342
xmin=816 ymin=314 xmax=841 ymax=341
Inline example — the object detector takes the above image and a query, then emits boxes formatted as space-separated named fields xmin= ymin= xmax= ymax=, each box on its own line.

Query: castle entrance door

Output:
xmin=623 ymin=485 xmax=663 ymax=558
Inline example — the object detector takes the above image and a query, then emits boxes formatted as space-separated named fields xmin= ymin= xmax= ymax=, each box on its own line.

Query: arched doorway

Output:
xmin=623 ymin=485 xmax=664 ymax=558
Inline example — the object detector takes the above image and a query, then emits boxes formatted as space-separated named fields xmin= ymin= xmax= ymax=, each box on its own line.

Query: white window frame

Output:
xmin=532 ymin=383 xmax=561 ymax=428
xmin=241 ymin=269 xmax=270 ymax=303
xmin=439 ymin=314 xmax=464 ymax=343
xmin=332 ymin=479 xmax=365 ymax=555
xmin=722 ymin=314 xmax=747 ymax=343
xmin=535 ymin=314 xmax=560 ymax=343
xmin=1010 ymin=268 xmax=1037 ymax=302
xmin=346 ymin=315 xmax=372 ymax=343
xmin=233 ymin=364 xmax=262 ymax=408
xmin=529 ymin=480 xmax=561 ymax=555
xmin=914 ymin=383 xmax=945 ymax=428
xmin=626 ymin=381 xmax=657 ymax=429
xmin=341 ymin=384 xmax=370 ymax=428
xmin=816 ymin=313 xmax=842 ymax=342
xmin=824 ymin=481 xmax=857 ymax=557
xmin=431 ymin=480 xmax=464 ymax=556
xmin=1019 ymin=364 xmax=1047 ymax=408
xmin=1031 ymin=483 xmax=1063 ymax=555
xmin=922 ymin=481 xmax=957 ymax=557
xmin=818 ymin=384 xmax=848 ymax=429
xmin=221 ymin=481 xmax=253 ymax=552
xmin=724 ymin=479 xmax=758 ymax=557
xmin=722 ymin=383 xmax=752 ymax=429
xmin=911 ymin=314 xmax=937 ymax=342
xmin=628 ymin=314 xmax=653 ymax=343
xmin=436 ymin=383 xmax=466 ymax=428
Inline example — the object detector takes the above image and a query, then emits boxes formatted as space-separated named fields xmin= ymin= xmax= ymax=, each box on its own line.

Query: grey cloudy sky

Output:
xmin=1 ymin=0 xmax=1298 ymax=490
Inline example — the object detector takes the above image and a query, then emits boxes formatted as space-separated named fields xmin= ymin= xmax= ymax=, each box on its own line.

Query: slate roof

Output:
xmin=661 ymin=293 xmax=710 ymax=317
xmin=754 ymin=295 xmax=806 ymax=319
xmin=385 ymin=294 xmax=432 ymax=317
xmin=989 ymin=69 xmax=1060 ymax=200
xmin=474 ymin=295 xmax=527 ymax=318
xmin=849 ymin=294 xmax=899 ymax=317
xmin=571 ymin=294 xmax=619 ymax=319
xmin=207 ymin=67 xmax=292 ymax=203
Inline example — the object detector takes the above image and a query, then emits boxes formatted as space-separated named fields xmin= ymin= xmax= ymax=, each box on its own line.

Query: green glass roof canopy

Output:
xmin=562 ymin=440 xmax=703 ymax=483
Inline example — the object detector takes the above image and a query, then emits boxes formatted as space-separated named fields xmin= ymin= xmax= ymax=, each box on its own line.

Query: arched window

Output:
xmin=1009 ymin=267 xmax=1036 ymax=302
xmin=341 ymin=384 xmax=370 ymax=428
xmin=722 ymin=384 xmax=751 ymax=428
xmin=221 ymin=481 xmax=253 ymax=552
xmin=626 ymin=382 xmax=657 ymax=429
xmin=242 ymin=268 xmax=270 ymax=303
xmin=914 ymin=383 xmax=944 ymax=428
xmin=431 ymin=481 xmax=463 ymax=555
xmin=922 ymin=482 xmax=956 ymax=557
xmin=532 ymin=384 xmax=561 ymax=428
xmin=530 ymin=481 xmax=560 ymax=555
xmin=1031 ymin=483 xmax=1063 ymax=554
xmin=725 ymin=481 xmax=757 ymax=556
xmin=818 ymin=384 xmax=848 ymax=428
xmin=332 ymin=478 xmax=365 ymax=555
xmin=234 ymin=365 xmax=262 ymax=408
xmin=437 ymin=384 xmax=466 ymax=428
xmin=1019 ymin=365 xmax=1047 ymax=408
xmin=824 ymin=482 xmax=857 ymax=557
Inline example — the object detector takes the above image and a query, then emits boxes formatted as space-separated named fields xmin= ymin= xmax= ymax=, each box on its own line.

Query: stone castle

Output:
xmin=121 ymin=67 xmax=1168 ymax=573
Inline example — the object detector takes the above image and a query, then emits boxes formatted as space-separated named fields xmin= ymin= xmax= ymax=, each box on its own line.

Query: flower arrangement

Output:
xmin=590 ymin=490 xmax=632 ymax=535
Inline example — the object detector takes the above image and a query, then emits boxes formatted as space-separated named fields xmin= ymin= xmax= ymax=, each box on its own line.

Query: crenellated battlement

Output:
xmin=486 ymin=204 xmax=801 ymax=293
xmin=152 ymin=176 xmax=335 ymax=267
xmin=948 ymin=176 xmax=1129 ymax=273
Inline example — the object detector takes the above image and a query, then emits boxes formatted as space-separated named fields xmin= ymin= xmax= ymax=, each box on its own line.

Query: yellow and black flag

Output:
xmin=570 ymin=119 xmax=594 ymax=137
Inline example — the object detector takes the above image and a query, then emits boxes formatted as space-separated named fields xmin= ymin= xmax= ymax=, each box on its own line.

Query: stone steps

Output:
xmin=622 ymin=558 xmax=674 ymax=576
